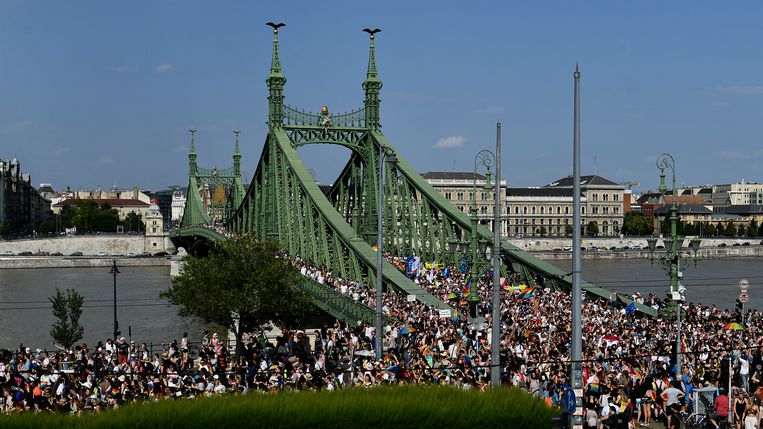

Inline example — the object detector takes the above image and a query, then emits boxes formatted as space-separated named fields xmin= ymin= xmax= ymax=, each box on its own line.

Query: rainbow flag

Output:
xmin=520 ymin=287 xmax=536 ymax=299
xmin=372 ymin=244 xmax=378 ymax=252
xmin=588 ymin=383 xmax=601 ymax=394
xmin=463 ymin=273 xmax=473 ymax=296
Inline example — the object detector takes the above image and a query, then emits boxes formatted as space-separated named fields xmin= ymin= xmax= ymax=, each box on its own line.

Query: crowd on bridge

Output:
xmin=3 ymin=251 xmax=763 ymax=429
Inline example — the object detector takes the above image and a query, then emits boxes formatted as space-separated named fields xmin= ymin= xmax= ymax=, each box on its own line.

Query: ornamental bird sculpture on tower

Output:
xmin=362 ymin=28 xmax=381 ymax=38
xmin=266 ymin=22 xmax=285 ymax=33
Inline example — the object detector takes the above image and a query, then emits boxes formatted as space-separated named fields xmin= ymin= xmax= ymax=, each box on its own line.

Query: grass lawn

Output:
xmin=1 ymin=385 xmax=559 ymax=429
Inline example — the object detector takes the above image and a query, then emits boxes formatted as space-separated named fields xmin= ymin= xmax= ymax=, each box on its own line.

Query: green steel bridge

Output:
xmin=170 ymin=25 xmax=657 ymax=322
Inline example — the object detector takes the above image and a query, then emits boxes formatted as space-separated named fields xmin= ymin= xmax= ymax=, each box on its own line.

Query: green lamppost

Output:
xmin=645 ymin=153 xmax=701 ymax=377
xmin=466 ymin=150 xmax=495 ymax=320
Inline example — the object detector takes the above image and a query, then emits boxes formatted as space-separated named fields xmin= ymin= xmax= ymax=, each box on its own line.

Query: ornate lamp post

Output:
xmin=110 ymin=260 xmax=121 ymax=342
xmin=375 ymin=145 xmax=397 ymax=360
xmin=466 ymin=150 xmax=495 ymax=321
xmin=646 ymin=153 xmax=701 ymax=377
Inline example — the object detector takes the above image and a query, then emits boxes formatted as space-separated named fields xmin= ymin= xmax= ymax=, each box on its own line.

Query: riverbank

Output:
xmin=0 ymin=256 xmax=171 ymax=269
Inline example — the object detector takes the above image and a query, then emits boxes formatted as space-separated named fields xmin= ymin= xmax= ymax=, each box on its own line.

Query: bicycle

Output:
xmin=675 ymin=410 xmax=712 ymax=429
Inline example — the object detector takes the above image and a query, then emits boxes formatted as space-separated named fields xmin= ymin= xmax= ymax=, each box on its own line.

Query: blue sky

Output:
xmin=1 ymin=1 xmax=762 ymax=192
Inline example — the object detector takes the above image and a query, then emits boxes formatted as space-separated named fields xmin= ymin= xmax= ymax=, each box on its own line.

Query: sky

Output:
xmin=1 ymin=1 xmax=762 ymax=193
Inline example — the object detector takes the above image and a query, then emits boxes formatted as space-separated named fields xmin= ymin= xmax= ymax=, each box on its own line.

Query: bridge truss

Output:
xmin=171 ymin=26 xmax=656 ymax=322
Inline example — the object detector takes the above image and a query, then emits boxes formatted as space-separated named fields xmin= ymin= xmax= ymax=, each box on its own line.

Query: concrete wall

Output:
xmin=0 ymin=235 xmax=175 ymax=256
xmin=0 ymin=257 xmax=170 ymax=269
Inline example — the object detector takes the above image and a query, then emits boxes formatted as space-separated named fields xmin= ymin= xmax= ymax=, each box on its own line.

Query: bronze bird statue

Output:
xmin=266 ymin=22 xmax=285 ymax=33
xmin=362 ymin=28 xmax=381 ymax=38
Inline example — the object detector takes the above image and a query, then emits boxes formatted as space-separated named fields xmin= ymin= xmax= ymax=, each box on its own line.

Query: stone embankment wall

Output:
xmin=0 ymin=257 xmax=170 ymax=269
xmin=510 ymin=237 xmax=763 ymax=259
xmin=0 ymin=235 xmax=174 ymax=256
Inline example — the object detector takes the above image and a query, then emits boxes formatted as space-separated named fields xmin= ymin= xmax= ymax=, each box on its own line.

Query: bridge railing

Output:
xmin=296 ymin=277 xmax=391 ymax=326
xmin=283 ymin=105 xmax=366 ymax=128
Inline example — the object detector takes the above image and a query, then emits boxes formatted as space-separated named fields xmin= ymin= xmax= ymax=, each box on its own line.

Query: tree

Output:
xmin=0 ymin=221 xmax=12 ymax=237
xmin=724 ymin=220 xmax=737 ymax=237
xmin=586 ymin=221 xmax=599 ymax=237
xmin=622 ymin=212 xmax=653 ymax=236
xmin=564 ymin=225 xmax=573 ymax=237
xmin=49 ymin=288 xmax=85 ymax=349
xmin=747 ymin=220 xmax=758 ymax=238
xmin=161 ymin=235 xmax=314 ymax=357
xmin=705 ymin=223 xmax=717 ymax=237
xmin=123 ymin=212 xmax=145 ymax=233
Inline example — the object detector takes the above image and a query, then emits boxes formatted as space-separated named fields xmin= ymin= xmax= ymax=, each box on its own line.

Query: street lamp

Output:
xmin=645 ymin=153 xmax=701 ymax=377
xmin=110 ymin=259 xmax=121 ymax=342
xmin=376 ymin=144 xmax=397 ymax=360
xmin=466 ymin=150 xmax=496 ymax=320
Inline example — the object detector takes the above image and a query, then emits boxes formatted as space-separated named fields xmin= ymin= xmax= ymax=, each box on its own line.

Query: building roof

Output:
xmin=544 ymin=174 xmax=622 ymax=188
xmin=653 ymin=204 xmax=712 ymax=215
xmin=422 ymin=171 xmax=486 ymax=181
xmin=722 ymin=205 xmax=763 ymax=215
xmin=506 ymin=187 xmax=581 ymax=198
xmin=53 ymin=198 xmax=149 ymax=207
xmin=663 ymin=194 xmax=711 ymax=205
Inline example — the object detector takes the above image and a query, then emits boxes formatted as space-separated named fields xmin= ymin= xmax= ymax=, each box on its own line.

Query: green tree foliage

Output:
xmin=586 ymin=221 xmax=599 ymax=237
xmin=724 ymin=220 xmax=737 ymax=237
xmin=564 ymin=225 xmax=573 ymax=237
xmin=622 ymin=212 xmax=653 ymax=236
xmin=705 ymin=223 xmax=717 ymax=237
xmin=161 ymin=235 xmax=313 ymax=356
xmin=123 ymin=212 xmax=145 ymax=233
xmin=49 ymin=288 xmax=85 ymax=349
xmin=63 ymin=200 xmax=122 ymax=233
xmin=0 ymin=221 xmax=12 ymax=237
xmin=747 ymin=220 xmax=758 ymax=238
xmin=538 ymin=227 xmax=547 ymax=237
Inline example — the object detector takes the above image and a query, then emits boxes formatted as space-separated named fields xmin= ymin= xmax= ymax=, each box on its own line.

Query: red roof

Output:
xmin=53 ymin=198 xmax=149 ymax=207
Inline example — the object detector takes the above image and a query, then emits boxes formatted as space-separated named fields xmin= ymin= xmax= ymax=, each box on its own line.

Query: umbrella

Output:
xmin=602 ymin=334 xmax=620 ymax=342
xmin=723 ymin=322 xmax=744 ymax=331
xmin=399 ymin=325 xmax=416 ymax=335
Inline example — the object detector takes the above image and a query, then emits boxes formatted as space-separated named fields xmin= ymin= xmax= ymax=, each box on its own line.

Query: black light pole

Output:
xmin=110 ymin=260 xmax=120 ymax=342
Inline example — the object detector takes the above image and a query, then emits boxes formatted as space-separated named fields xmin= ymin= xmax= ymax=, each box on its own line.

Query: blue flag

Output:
xmin=442 ymin=266 xmax=450 ymax=278
xmin=625 ymin=302 xmax=637 ymax=314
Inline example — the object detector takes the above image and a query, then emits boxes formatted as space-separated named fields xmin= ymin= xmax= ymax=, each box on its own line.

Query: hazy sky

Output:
xmin=1 ymin=1 xmax=762 ymax=193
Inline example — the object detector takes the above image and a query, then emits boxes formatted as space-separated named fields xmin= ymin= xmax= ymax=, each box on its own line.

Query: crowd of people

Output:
xmin=2 ymin=247 xmax=763 ymax=429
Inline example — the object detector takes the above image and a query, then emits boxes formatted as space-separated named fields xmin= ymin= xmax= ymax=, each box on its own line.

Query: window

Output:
xmin=592 ymin=207 xmax=598 ymax=214
xmin=540 ymin=207 xmax=545 ymax=214
xmin=582 ymin=207 xmax=586 ymax=215
xmin=614 ymin=194 xmax=619 ymax=201
xmin=565 ymin=207 xmax=569 ymax=214
xmin=480 ymin=192 xmax=487 ymax=200
xmin=445 ymin=192 xmax=452 ymax=200
xmin=523 ymin=207 xmax=528 ymax=214
xmin=603 ymin=207 xmax=609 ymax=214
xmin=557 ymin=207 xmax=561 ymax=214
xmin=614 ymin=207 xmax=619 ymax=214
xmin=540 ymin=219 xmax=544 ymax=225
xmin=532 ymin=207 xmax=536 ymax=214
xmin=480 ymin=206 xmax=487 ymax=214
xmin=457 ymin=192 xmax=464 ymax=201
xmin=531 ymin=219 xmax=536 ymax=225
xmin=603 ymin=194 xmax=609 ymax=201
xmin=515 ymin=207 xmax=519 ymax=214
xmin=592 ymin=194 xmax=598 ymax=202
xmin=152 ymin=227 xmax=157 ymax=233
xmin=469 ymin=192 xmax=474 ymax=201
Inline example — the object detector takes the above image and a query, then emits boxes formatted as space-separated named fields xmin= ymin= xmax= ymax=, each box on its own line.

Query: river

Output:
xmin=550 ymin=256 xmax=763 ymax=312
xmin=0 ymin=266 xmax=220 ymax=350
xmin=1 ymin=258 xmax=761 ymax=349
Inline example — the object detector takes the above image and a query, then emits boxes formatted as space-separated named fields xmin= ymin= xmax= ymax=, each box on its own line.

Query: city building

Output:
xmin=143 ymin=198 xmax=169 ymax=252
xmin=150 ymin=186 xmax=186 ymax=227
xmin=543 ymin=175 xmax=626 ymax=236
xmin=652 ymin=204 xmax=713 ymax=233
xmin=0 ymin=158 xmax=52 ymax=235
xmin=505 ymin=187 xmax=583 ymax=237
xmin=711 ymin=181 xmax=763 ymax=212
xmin=422 ymin=171 xmax=508 ymax=235
xmin=52 ymin=198 xmax=150 ymax=220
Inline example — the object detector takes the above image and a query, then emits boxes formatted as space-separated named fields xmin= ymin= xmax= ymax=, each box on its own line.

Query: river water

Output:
xmin=1 ymin=258 xmax=761 ymax=349
xmin=550 ymin=256 xmax=763 ymax=312
xmin=0 ymin=266 xmax=219 ymax=350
